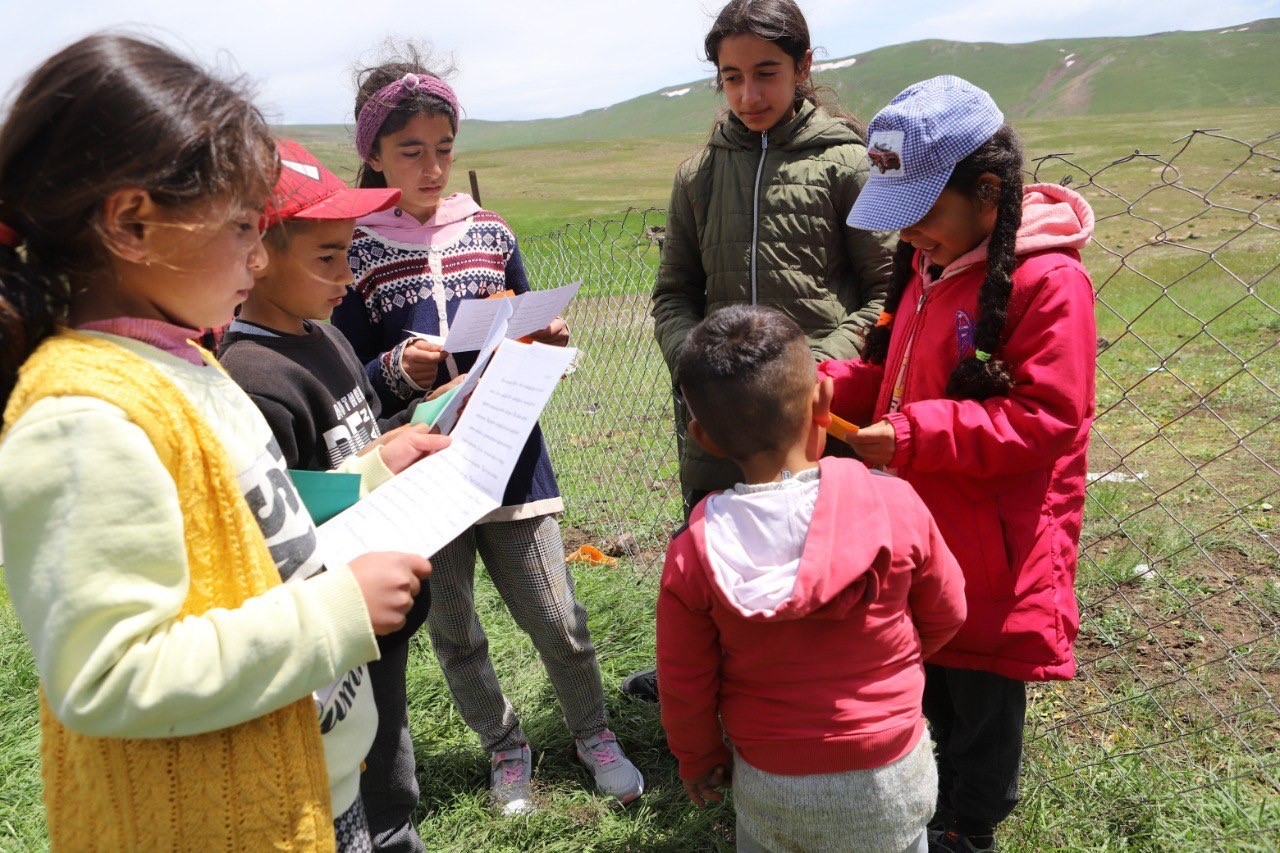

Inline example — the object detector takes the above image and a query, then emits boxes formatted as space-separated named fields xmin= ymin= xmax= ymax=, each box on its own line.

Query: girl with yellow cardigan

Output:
xmin=0 ymin=35 xmax=444 ymax=851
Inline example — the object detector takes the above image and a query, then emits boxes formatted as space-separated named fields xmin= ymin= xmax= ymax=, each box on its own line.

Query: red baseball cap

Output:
xmin=261 ymin=139 xmax=401 ymax=229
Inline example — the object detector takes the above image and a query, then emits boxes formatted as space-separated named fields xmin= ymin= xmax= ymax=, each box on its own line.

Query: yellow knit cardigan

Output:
xmin=4 ymin=332 xmax=335 ymax=852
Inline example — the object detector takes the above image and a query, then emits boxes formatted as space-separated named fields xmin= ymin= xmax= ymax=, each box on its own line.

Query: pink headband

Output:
xmin=355 ymin=73 xmax=461 ymax=162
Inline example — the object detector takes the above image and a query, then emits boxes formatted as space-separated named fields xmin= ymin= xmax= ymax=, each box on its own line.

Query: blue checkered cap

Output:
xmin=848 ymin=75 xmax=1005 ymax=232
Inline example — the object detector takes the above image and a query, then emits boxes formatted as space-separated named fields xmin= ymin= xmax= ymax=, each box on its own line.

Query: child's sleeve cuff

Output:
xmin=886 ymin=411 xmax=914 ymax=469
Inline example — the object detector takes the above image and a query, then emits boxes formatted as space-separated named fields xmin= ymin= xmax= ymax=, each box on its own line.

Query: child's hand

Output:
xmin=427 ymin=373 xmax=467 ymax=401
xmin=524 ymin=317 xmax=570 ymax=347
xmin=348 ymin=551 xmax=432 ymax=634
xmin=402 ymin=339 xmax=447 ymax=387
xmin=846 ymin=419 xmax=897 ymax=465
xmin=376 ymin=424 xmax=451 ymax=475
xmin=683 ymin=762 xmax=732 ymax=807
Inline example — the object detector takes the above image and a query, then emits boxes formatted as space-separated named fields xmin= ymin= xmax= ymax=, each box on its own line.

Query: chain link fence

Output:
xmin=524 ymin=127 xmax=1280 ymax=847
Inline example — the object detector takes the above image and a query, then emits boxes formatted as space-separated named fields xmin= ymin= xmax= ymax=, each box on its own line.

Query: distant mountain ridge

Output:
xmin=453 ymin=18 xmax=1279 ymax=151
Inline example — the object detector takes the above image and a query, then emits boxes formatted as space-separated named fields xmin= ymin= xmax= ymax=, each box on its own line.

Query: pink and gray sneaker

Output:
xmin=490 ymin=743 xmax=535 ymax=816
xmin=575 ymin=730 xmax=644 ymax=804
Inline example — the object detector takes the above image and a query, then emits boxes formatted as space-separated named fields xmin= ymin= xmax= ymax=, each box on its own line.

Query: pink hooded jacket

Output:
xmin=657 ymin=457 xmax=967 ymax=780
xmin=818 ymin=184 xmax=1097 ymax=682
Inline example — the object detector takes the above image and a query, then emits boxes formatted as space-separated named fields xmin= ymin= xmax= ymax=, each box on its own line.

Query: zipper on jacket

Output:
xmin=750 ymin=133 xmax=769 ymax=305
xmin=879 ymin=284 xmax=930 ymax=418
xmin=895 ymin=293 xmax=930 ymax=411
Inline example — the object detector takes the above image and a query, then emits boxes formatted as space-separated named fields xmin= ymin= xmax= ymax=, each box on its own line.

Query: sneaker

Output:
xmin=620 ymin=668 xmax=659 ymax=703
xmin=490 ymin=744 xmax=535 ymax=816
xmin=930 ymin=830 xmax=996 ymax=853
xmin=575 ymin=730 xmax=644 ymax=804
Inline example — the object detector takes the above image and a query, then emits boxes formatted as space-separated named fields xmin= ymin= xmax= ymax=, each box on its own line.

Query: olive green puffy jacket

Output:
xmin=652 ymin=100 xmax=894 ymax=492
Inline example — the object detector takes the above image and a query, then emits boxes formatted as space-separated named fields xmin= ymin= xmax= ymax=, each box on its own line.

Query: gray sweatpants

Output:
xmin=426 ymin=514 xmax=609 ymax=752
xmin=733 ymin=733 xmax=936 ymax=853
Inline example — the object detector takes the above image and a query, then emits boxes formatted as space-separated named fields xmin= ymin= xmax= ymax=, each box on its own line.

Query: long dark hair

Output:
xmin=862 ymin=124 xmax=1025 ymax=401
xmin=0 ymin=34 xmax=276 ymax=407
xmin=704 ymin=0 xmax=864 ymax=135
xmin=353 ymin=42 xmax=457 ymax=189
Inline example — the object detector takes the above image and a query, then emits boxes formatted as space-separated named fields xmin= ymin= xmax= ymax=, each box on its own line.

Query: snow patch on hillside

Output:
xmin=814 ymin=57 xmax=858 ymax=71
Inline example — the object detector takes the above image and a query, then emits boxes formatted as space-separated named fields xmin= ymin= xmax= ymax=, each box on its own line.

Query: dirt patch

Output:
xmin=1017 ymin=56 xmax=1115 ymax=118
xmin=1076 ymin=548 xmax=1280 ymax=722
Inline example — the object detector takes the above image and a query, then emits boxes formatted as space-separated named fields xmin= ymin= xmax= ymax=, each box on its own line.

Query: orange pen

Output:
xmin=826 ymin=413 xmax=860 ymax=444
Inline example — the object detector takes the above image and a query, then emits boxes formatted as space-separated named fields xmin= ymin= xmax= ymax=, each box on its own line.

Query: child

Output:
xmin=630 ymin=0 xmax=895 ymax=703
xmin=656 ymin=305 xmax=967 ymax=853
xmin=819 ymin=76 xmax=1097 ymax=853
xmin=650 ymin=0 xmax=894 ymax=513
xmin=0 ymin=35 xmax=435 ymax=851
xmin=219 ymin=138 xmax=453 ymax=851
xmin=332 ymin=49 xmax=642 ymax=823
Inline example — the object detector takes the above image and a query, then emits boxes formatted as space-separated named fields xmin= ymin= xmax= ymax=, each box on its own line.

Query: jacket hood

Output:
xmin=1016 ymin=183 xmax=1095 ymax=254
xmin=357 ymin=192 xmax=482 ymax=242
xmin=710 ymin=100 xmax=865 ymax=153
xmin=935 ymin=183 xmax=1095 ymax=277
xmin=695 ymin=457 xmax=893 ymax=621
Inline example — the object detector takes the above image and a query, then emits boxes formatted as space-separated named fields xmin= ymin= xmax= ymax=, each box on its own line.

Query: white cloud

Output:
xmin=0 ymin=0 xmax=1275 ymax=123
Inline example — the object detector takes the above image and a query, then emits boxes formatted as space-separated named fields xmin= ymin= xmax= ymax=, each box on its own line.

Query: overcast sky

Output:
xmin=1 ymin=0 xmax=1277 ymax=123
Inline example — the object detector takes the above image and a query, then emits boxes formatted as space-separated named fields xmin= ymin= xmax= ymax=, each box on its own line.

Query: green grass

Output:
xmin=2 ymin=110 xmax=1278 ymax=849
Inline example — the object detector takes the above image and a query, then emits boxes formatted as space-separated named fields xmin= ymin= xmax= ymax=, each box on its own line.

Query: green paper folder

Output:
xmin=288 ymin=469 xmax=361 ymax=525
xmin=410 ymin=386 xmax=461 ymax=427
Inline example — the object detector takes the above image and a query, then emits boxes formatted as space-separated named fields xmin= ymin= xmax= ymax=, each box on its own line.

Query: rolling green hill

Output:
xmin=441 ymin=18 xmax=1280 ymax=151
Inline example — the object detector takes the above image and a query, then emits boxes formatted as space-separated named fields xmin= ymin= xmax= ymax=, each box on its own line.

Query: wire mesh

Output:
xmin=523 ymin=126 xmax=1280 ymax=846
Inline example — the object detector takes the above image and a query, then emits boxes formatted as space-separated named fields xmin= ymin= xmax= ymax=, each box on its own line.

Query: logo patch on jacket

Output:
xmin=955 ymin=309 xmax=975 ymax=363
xmin=867 ymin=131 xmax=905 ymax=175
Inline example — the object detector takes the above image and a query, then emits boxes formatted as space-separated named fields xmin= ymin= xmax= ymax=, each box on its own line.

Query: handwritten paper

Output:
xmin=441 ymin=282 xmax=581 ymax=352
xmin=318 ymin=339 xmax=577 ymax=564
xmin=431 ymin=298 xmax=513 ymax=433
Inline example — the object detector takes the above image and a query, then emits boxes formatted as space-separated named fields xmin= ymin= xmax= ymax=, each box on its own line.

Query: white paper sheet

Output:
xmin=317 ymin=339 xmax=577 ymax=564
xmin=441 ymin=282 xmax=581 ymax=352
xmin=432 ymin=298 xmax=513 ymax=434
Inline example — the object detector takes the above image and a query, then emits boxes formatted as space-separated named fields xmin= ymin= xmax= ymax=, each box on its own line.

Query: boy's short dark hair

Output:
xmin=262 ymin=220 xmax=293 ymax=253
xmin=678 ymin=305 xmax=815 ymax=460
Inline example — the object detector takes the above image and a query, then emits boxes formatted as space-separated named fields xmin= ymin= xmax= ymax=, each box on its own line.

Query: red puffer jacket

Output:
xmin=819 ymin=184 xmax=1096 ymax=682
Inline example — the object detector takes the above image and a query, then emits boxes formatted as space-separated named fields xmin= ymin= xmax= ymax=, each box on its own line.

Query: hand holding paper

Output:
xmin=414 ymin=297 xmax=514 ymax=434
xmin=441 ymin=282 xmax=580 ymax=352
xmin=347 ymin=551 xmax=432 ymax=635
xmin=402 ymin=338 xmax=447 ymax=387
xmin=522 ymin=317 xmax=570 ymax=347
xmin=319 ymin=339 xmax=578 ymax=565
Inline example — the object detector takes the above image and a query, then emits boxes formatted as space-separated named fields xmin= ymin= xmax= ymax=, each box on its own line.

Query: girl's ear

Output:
xmin=813 ymin=375 xmax=834 ymax=423
xmin=976 ymin=173 xmax=1002 ymax=213
xmin=366 ymin=146 xmax=384 ymax=174
xmin=99 ymin=188 xmax=159 ymax=264
xmin=796 ymin=49 xmax=813 ymax=85
xmin=805 ymin=376 xmax=834 ymax=462
xmin=687 ymin=418 xmax=728 ymax=458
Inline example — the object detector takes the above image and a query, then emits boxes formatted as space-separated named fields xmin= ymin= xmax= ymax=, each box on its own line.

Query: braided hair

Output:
xmin=861 ymin=124 xmax=1024 ymax=401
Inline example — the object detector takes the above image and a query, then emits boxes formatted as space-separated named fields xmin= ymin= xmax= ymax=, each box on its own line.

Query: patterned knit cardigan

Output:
xmin=3 ymin=332 xmax=334 ymax=852
xmin=337 ymin=210 xmax=562 ymax=513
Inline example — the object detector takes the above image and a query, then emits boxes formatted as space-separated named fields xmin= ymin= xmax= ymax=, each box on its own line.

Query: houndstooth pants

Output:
xmin=334 ymin=795 xmax=373 ymax=853
xmin=426 ymin=514 xmax=609 ymax=752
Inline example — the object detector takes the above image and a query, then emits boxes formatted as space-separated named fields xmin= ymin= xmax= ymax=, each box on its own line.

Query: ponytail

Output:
xmin=0 ymin=240 xmax=59 ymax=407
